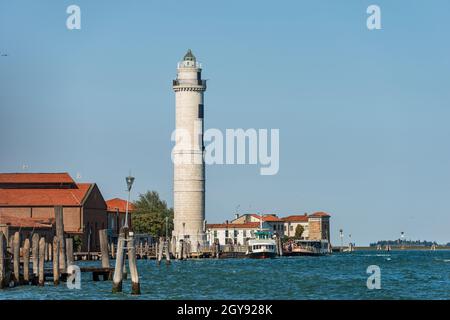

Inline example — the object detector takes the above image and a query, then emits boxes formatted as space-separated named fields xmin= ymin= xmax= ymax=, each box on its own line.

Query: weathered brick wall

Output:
xmin=308 ymin=219 xmax=322 ymax=240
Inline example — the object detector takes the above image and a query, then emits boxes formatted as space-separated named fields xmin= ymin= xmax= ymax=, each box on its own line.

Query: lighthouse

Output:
xmin=172 ymin=49 xmax=207 ymax=251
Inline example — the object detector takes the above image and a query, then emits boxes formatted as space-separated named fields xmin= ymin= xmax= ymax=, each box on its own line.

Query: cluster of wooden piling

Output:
xmin=0 ymin=230 xmax=73 ymax=288
xmin=111 ymin=228 xmax=140 ymax=295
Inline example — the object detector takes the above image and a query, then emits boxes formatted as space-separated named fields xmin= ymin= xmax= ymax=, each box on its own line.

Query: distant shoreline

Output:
xmin=349 ymin=246 xmax=450 ymax=251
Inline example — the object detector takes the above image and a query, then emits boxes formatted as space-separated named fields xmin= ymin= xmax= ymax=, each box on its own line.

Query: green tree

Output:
xmin=294 ymin=224 xmax=304 ymax=239
xmin=131 ymin=191 xmax=174 ymax=237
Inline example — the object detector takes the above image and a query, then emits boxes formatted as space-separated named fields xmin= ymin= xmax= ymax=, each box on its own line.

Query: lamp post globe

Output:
xmin=124 ymin=175 xmax=135 ymax=229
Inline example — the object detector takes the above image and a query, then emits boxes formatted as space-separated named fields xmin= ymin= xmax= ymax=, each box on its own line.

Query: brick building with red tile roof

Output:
xmin=106 ymin=198 xmax=134 ymax=238
xmin=0 ymin=173 xmax=107 ymax=251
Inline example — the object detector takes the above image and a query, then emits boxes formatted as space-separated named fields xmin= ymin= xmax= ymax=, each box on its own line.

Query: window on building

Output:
xmin=198 ymin=104 xmax=204 ymax=119
xmin=225 ymin=230 xmax=229 ymax=238
xmin=290 ymin=226 xmax=293 ymax=231
xmin=213 ymin=230 xmax=217 ymax=238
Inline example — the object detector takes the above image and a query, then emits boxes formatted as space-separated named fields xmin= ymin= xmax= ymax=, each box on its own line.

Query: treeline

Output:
xmin=370 ymin=240 xmax=449 ymax=247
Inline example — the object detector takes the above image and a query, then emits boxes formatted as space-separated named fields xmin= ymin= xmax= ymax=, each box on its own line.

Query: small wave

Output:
xmin=361 ymin=254 xmax=391 ymax=257
xmin=443 ymin=259 xmax=450 ymax=262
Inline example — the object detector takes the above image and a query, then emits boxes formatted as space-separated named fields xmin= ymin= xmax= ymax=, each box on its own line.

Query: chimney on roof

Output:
xmin=235 ymin=213 xmax=239 ymax=220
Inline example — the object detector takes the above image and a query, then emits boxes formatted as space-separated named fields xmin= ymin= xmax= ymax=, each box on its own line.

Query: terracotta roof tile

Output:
xmin=310 ymin=211 xmax=330 ymax=218
xmin=0 ymin=183 xmax=92 ymax=206
xmin=0 ymin=173 xmax=74 ymax=184
xmin=250 ymin=214 xmax=282 ymax=222
xmin=106 ymin=198 xmax=135 ymax=213
xmin=282 ymin=215 xmax=309 ymax=222
xmin=206 ymin=222 xmax=260 ymax=229
xmin=0 ymin=215 xmax=54 ymax=228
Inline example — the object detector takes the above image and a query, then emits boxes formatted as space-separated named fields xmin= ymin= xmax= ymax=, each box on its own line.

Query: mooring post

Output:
xmin=0 ymin=232 xmax=7 ymax=288
xmin=52 ymin=236 xmax=60 ymax=285
xmin=66 ymin=238 xmax=74 ymax=267
xmin=112 ymin=231 xmax=125 ymax=293
xmin=44 ymin=241 xmax=48 ymax=262
xmin=48 ymin=241 xmax=52 ymax=262
xmin=11 ymin=231 xmax=20 ymax=285
xmin=111 ymin=242 xmax=115 ymax=260
xmin=157 ymin=237 xmax=163 ymax=265
xmin=127 ymin=232 xmax=140 ymax=295
xmin=165 ymin=238 xmax=171 ymax=265
xmin=99 ymin=229 xmax=110 ymax=268
xmin=55 ymin=206 xmax=66 ymax=273
xmin=215 ymin=241 xmax=220 ymax=259
xmin=23 ymin=238 xmax=30 ymax=284
xmin=38 ymin=237 xmax=45 ymax=286
xmin=179 ymin=240 xmax=184 ymax=261
xmin=31 ymin=233 xmax=39 ymax=276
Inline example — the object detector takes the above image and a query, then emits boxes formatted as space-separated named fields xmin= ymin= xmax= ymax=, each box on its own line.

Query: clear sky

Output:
xmin=1 ymin=0 xmax=449 ymax=245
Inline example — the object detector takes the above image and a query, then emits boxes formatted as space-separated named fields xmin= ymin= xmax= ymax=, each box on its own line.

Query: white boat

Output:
xmin=246 ymin=229 xmax=277 ymax=259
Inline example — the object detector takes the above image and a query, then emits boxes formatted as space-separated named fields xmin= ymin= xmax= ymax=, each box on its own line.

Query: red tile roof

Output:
xmin=106 ymin=198 xmax=135 ymax=213
xmin=0 ymin=183 xmax=93 ymax=206
xmin=282 ymin=214 xmax=309 ymax=222
xmin=0 ymin=215 xmax=54 ymax=228
xmin=206 ymin=222 xmax=260 ymax=229
xmin=0 ymin=173 xmax=75 ymax=184
xmin=310 ymin=211 xmax=330 ymax=218
xmin=250 ymin=214 xmax=283 ymax=222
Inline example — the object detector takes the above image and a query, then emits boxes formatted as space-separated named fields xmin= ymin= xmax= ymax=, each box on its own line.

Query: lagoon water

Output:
xmin=1 ymin=250 xmax=449 ymax=300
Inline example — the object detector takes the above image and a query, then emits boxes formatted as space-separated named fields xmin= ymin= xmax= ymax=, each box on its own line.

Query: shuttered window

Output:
xmin=198 ymin=104 xmax=204 ymax=118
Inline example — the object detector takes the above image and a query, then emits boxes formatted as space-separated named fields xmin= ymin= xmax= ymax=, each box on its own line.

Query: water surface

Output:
xmin=1 ymin=250 xmax=449 ymax=300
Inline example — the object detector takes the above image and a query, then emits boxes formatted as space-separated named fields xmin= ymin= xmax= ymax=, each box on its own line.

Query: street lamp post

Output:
xmin=400 ymin=231 xmax=405 ymax=249
xmin=339 ymin=229 xmax=344 ymax=252
xmin=124 ymin=175 xmax=135 ymax=229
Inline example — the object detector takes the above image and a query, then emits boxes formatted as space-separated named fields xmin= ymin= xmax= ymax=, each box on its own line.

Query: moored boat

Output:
xmin=246 ymin=230 xmax=277 ymax=259
xmin=283 ymin=239 xmax=330 ymax=256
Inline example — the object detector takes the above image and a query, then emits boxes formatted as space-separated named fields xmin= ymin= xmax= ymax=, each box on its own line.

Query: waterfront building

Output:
xmin=0 ymin=172 xmax=107 ymax=251
xmin=307 ymin=212 xmax=331 ymax=241
xmin=232 ymin=213 xmax=284 ymax=236
xmin=172 ymin=50 xmax=207 ymax=251
xmin=206 ymin=222 xmax=260 ymax=245
xmin=106 ymin=198 xmax=134 ymax=240
xmin=207 ymin=211 xmax=331 ymax=245
xmin=282 ymin=214 xmax=309 ymax=239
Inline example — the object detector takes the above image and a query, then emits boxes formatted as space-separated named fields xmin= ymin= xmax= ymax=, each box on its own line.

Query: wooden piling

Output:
xmin=112 ymin=231 xmax=125 ymax=293
xmin=38 ymin=237 xmax=45 ymax=286
xmin=11 ymin=231 xmax=20 ymax=285
xmin=127 ymin=233 xmax=140 ymax=295
xmin=165 ymin=239 xmax=171 ymax=265
xmin=157 ymin=237 xmax=163 ymax=265
xmin=23 ymin=238 xmax=30 ymax=283
xmin=99 ymin=229 xmax=110 ymax=268
xmin=55 ymin=206 xmax=66 ymax=272
xmin=0 ymin=232 xmax=7 ymax=288
xmin=31 ymin=233 xmax=40 ymax=276
xmin=44 ymin=241 xmax=48 ymax=262
xmin=48 ymin=242 xmax=52 ymax=262
xmin=179 ymin=240 xmax=184 ymax=260
xmin=111 ymin=242 xmax=115 ymax=259
xmin=66 ymin=238 xmax=74 ymax=266
xmin=52 ymin=236 xmax=60 ymax=285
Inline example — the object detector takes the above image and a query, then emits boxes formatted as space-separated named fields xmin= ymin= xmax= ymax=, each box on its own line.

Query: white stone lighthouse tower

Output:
xmin=172 ymin=49 xmax=206 ymax=251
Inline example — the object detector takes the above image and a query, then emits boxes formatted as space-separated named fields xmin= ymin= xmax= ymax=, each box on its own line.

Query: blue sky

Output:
xmin=1 ymin=0 xmax=449 ymax=245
